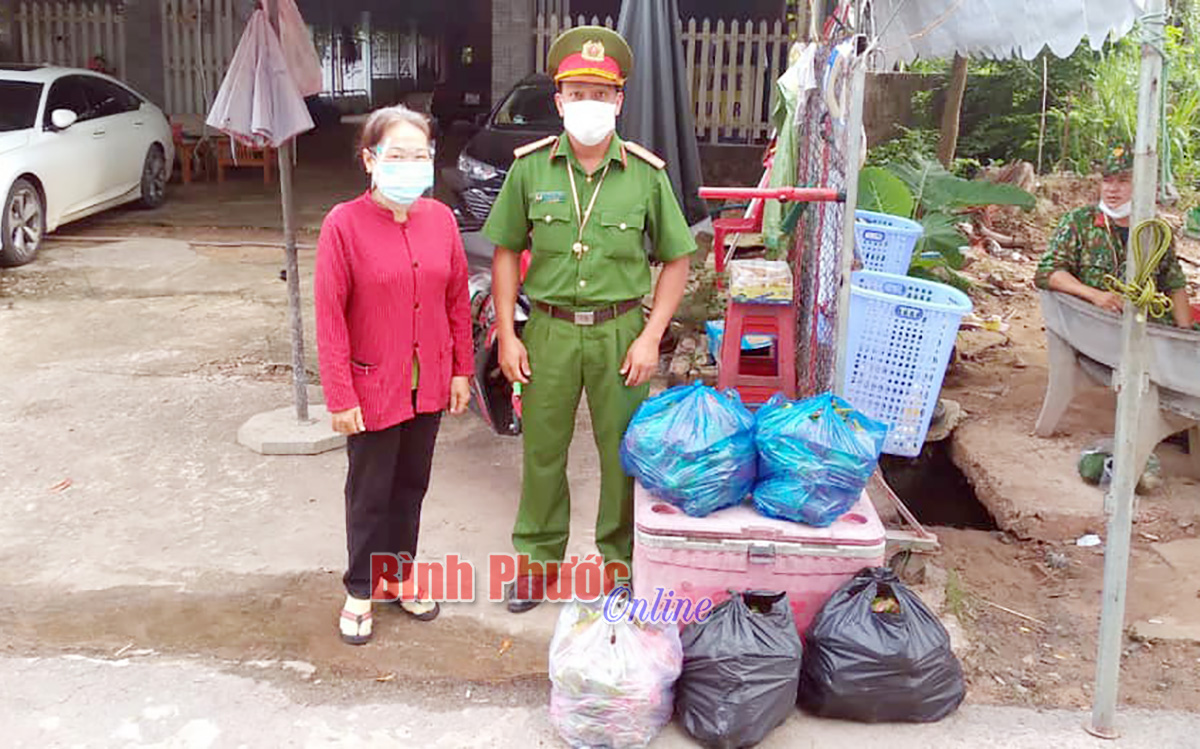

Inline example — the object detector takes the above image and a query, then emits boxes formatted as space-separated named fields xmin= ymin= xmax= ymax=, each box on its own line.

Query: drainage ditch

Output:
xmin=879 ymin=439 xmax=998 ymax=530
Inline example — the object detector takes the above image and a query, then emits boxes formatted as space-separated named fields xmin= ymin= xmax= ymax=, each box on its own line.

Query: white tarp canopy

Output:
xmin=874 ymin=0 xmax=1146 ymax=62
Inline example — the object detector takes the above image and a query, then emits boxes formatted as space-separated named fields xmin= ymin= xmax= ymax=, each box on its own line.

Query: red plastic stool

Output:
xmin=717 ymin=300 xmax=797 ymax=406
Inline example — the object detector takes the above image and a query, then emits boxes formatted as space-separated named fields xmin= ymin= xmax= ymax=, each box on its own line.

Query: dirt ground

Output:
xmin=931 ymin=529 xmax=1200 ymax=712
xmin=916 ymin=173 xmax=1200 ymax=713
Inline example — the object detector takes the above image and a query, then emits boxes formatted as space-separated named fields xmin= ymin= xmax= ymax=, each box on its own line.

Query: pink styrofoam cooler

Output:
xmin=632 ymin=483 xmax=886 ymax=635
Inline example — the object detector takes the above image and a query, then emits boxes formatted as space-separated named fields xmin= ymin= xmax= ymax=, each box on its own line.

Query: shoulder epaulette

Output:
xmin=624 ymin=141 xmax=666 ymax=170
xmin=513 ymin=135 xmax=558 ymax=159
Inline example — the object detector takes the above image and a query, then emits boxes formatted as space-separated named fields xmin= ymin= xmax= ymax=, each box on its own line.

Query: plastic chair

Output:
xmin=717 ymin=299 xmax=797 ymax=407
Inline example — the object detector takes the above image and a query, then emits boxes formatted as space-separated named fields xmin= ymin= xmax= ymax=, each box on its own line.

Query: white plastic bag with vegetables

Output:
xmin=548 ymin=599 xmax=683 ymax=748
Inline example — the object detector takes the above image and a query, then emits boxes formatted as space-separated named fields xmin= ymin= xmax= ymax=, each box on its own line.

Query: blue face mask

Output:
xmin=373 ymin=160 xmax=434 ymax=206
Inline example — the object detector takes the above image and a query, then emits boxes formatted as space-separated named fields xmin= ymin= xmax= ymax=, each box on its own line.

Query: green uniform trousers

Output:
xmin=515 ymin=305 xmax=649 ymax=573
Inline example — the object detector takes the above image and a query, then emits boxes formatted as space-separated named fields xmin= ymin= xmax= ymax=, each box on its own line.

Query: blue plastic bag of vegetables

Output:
xmin=753 ymin=393 xmax=888 ymax=526
xmin=620 ymin=382 xmax=757 ymax=517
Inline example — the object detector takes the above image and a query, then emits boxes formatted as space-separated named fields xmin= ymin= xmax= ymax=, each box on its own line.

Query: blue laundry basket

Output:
xmin=854 ymin=210 xmax=924 ymax=275
xmin=842 ymin=271 xmax=972 ymax=457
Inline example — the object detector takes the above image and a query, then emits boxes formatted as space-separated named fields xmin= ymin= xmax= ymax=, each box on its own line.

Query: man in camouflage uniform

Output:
xmin=1035 ymin=144 xmax=1194 ymax=328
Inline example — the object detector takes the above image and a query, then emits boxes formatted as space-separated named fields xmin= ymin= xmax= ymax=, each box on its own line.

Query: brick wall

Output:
xmin=491 ymin=0 xmax=534 ymax=106
xmin=864 ymin=72 xmax=943 ymax=148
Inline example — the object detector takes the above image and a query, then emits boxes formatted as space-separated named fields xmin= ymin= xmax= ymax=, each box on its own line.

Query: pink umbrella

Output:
xmin=207 ymin=0 xmax=321 ymax=421
xmin=206 ymin=0 xmax=317 ymax=147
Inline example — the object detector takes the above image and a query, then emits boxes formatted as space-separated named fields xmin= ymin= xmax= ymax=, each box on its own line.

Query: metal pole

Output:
xmin=1088 ymin=0 xmax=1165 ymax=737
xmin=267 ymin=0 xmax=310 ymax=423
xmin=832 ymin=49 xmax=867 ymax=396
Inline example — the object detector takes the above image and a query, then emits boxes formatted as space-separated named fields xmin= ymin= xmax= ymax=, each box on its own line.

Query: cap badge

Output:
xmin=581 ymin=40 xmax=605 ymax=62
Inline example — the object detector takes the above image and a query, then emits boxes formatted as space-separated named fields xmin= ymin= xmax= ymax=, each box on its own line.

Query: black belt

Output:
xmin=533 ymin=299 xmax=642 ymax=326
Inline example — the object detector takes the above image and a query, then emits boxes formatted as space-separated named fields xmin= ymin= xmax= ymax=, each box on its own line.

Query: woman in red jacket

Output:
xmin=315 ymin=105 xmax=474 ymax=645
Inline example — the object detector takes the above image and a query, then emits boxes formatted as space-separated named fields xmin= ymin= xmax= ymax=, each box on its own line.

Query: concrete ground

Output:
xmin=2 ymin=218 xmax=1197 ymax=742
xmin=4 ymin=656 xmax=1199 ymax=749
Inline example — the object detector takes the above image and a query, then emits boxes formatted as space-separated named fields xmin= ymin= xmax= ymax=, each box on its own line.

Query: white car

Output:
xmin=0 ymin=64 xmax=175 ymax=266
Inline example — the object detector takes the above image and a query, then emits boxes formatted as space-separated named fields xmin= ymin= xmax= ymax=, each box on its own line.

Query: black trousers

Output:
xmin=343 ymin=407 xmax=442 ymax=599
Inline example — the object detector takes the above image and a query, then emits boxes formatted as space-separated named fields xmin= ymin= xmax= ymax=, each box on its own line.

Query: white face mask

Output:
xmin=562 ymin=100 xmax=617 ymax=147
xmin=1099 ymin=199 xmax=1132 ymax=220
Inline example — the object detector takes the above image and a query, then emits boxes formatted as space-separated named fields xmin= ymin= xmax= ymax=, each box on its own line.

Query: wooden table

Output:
xmin=215 ymin=137 xmax=277 ymax=184
xmin=175 ymin=137 xmax=208 ymax=184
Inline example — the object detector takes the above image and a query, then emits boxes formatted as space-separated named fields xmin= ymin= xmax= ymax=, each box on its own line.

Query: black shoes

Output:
xmin=505 ymin=575 xmax=552 ymax=614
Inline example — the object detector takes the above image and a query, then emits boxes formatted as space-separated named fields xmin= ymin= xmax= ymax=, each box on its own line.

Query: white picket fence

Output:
xmin=533 ymin=13 xmax=617 ymax=75
xmin=160 ymin=0 xmax=240 ymax=116
xmin=15 ymin=0 xmax=126 ymax=79
xmin=685 ymin=18 xmax=791 ymax=144
xmin=534 ymin=14 xmax=792 ymax=144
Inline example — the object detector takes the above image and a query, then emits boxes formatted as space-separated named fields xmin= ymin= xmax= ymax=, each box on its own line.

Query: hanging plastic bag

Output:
xmin=677 ymin=591 xmax=803 ymax=748
xmin=548 ymin=600 xmax=683 ymax=749
xmin=753 ymin=393 xmax=887 ymax=526
xmin=799 ymin=567 xmax=965 ymax=723
xmin=621 ymin=382 xmax=757 ymax=517
xmin=276 ymin=0 xmax=324 ymax=97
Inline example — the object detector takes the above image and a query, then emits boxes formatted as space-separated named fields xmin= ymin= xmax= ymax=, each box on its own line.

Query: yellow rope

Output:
xmin=1103 ymin=217 xmax=1174 ymax=320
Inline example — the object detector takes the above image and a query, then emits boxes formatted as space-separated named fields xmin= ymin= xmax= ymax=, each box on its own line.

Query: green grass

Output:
xmin=945 ymin=568 xmax=971 ymax=622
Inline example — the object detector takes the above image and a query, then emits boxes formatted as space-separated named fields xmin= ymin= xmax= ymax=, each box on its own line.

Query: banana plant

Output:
xmin=858 ymin=156 xmax=1035 ymax=288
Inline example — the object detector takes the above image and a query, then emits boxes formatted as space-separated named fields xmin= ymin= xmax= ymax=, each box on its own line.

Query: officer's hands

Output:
xmin=331 ymin=406 xmax=365 ymax=435
xmin=621 ymin=333 xmax=660 ymax=387
xmin=449 ymin=376 xmax=471 ymax=415
xmin=1090 ymin=290 xmax=1125 ymax=315
xmin=499 ymin=334 xmax=531 ymax=384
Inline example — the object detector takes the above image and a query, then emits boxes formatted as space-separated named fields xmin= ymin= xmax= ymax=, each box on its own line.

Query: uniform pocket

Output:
xmin=598 ymin=209 xmax=647 ymax=259
xmin=528 ymin=202 xmax=573 ymax=255
xmin=351 ymin=360 xmax=377 ymax=377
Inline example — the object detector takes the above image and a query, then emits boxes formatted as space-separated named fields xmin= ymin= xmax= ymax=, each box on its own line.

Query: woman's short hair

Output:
xmin=358 ymin=105 xmax=432 ymax=153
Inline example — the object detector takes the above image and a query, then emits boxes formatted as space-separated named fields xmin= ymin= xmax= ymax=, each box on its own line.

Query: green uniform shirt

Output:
xmin=483 ymin=133 xmax=697 ymax=308
xmin=1035 ymin=206 xmax=1188 ymax=323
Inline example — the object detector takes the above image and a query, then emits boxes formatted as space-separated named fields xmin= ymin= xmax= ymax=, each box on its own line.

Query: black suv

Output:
xmin=442 ymin=74 xmax=559 ymax=231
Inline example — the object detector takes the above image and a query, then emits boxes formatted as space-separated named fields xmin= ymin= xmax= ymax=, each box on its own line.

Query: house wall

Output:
xmin=0 ymin=0 xmax=18 ymax=61
xmin=124 ymin=0 xmax=166 ymax=108
xmin=491 ymin=0 xmax=533 ymax=106
xmin=864 ymin=72 xmax=942 ymax=147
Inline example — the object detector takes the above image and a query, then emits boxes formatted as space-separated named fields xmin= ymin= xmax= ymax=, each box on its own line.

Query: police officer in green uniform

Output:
xmin=483 ymin=26 xmax=697 ymax=612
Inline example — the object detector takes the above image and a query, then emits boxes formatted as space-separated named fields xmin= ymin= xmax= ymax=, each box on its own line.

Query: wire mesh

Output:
xmin=790 ymin=44 xmax=850 ymax=397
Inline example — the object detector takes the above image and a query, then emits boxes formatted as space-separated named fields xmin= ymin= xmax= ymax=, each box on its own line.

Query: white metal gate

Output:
xmin=15 ymin=0 xmax=127 ymax=79
xmin=160 ymin=0 xmax=239 ymax=116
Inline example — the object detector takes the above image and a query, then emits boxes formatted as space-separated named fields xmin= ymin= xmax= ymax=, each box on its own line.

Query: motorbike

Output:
xmin=462 ymin=231 xmax=531 ymax=436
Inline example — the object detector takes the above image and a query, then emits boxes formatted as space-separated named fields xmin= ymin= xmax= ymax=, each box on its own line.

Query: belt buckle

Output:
xmin=573 ymin=309 xmax=596 ymax=326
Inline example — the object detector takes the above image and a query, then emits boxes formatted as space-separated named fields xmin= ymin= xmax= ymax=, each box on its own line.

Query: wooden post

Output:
xmin=937 ymin=54 xmax=968 ymax=168
xmin=1088 ymin=0 xmax=1165 ymax=738
xmin=267 ymin=0 xmax=309 ymax=423
xmin=1037 ymin=55 xmax=1048 ymax=175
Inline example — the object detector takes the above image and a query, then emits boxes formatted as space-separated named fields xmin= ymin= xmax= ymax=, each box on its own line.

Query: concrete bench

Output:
xmin=1034 ymin=291 xmax=1200 ymax=479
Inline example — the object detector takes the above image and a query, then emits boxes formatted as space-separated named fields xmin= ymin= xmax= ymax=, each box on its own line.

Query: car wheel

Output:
xmin=1 ymin=178 xmax=44 ymax=267
xmin=139 ymin=145 xmax=168 ymax=209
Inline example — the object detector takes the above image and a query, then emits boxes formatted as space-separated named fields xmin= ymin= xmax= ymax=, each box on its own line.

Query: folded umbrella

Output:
xmin=206 ymin=7 xmax=314 ymax=148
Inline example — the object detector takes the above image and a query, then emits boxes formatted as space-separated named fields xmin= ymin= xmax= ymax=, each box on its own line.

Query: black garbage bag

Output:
xmin=677 ymin=591 xmax=803 ymax=748
xmin=799 ymin=567 xmax=965 ymax=723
